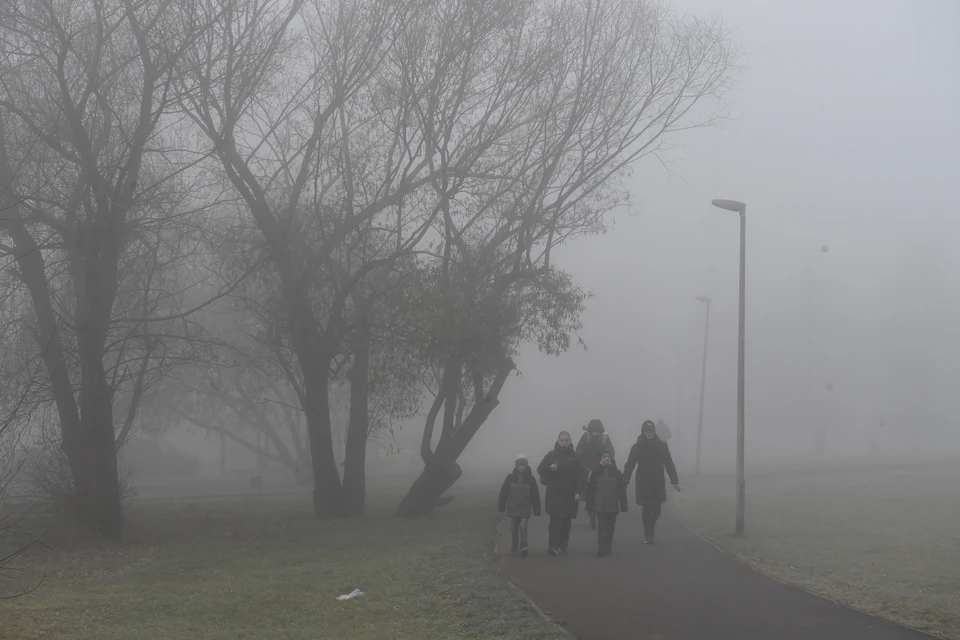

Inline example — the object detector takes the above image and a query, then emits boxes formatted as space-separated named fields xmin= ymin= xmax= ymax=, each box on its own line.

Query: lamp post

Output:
xmin=711 ymin=198 xmax=746 ymax=537
xmin=694 ymin=295 xmax=712 ymax=476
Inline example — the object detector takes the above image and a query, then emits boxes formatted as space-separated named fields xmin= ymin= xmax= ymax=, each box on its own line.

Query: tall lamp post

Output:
xmin=694 ymin=295 xmax=712 ymax=476
xmin=711 ymin=198 xmax=746 ymax=537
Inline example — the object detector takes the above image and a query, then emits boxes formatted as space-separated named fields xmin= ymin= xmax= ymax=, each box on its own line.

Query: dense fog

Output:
xmin=460 ymin=0 xmax=960 ymax=471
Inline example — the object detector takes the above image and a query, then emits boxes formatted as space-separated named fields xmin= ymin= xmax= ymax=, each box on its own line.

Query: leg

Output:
xmin=648 ymin=502 xmax=662 ymax=540
xmin=607 ymin=514 xmax=617 ymax=550
xmin=596 ymin=512 xmax=607 ymax=554
xmin=589 ymin=509 xmax=597 ymax=530
xmin=510 ymin=517 xmax=520 ymax=553
xmin=548 ymin=516 xmax=559 ymax=554
xmin=519 ymin=517 xmax=529 ymax=556
xmin=641 ymin=504 xmax=654 ymax=541
xmin=560 ymin=517 xmax=572 ymax=551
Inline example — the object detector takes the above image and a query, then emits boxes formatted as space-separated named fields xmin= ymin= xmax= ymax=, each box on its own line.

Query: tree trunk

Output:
xmin=219 ymin=432 xmax=227 ymax=477
xmin=396 ymin=357 xmax=512 ymax=517
xmin=395 ymin=458 xmax=463 ymax=517
xmin=75 ymin=335 xmax=123 ymax=540
xmin=301 ymin=369 xmax=344 ymax=518
xmin=395 ymin=397 xmax=499 ymax=517
xmin=342 ymin=323 xmax=371 ymax=517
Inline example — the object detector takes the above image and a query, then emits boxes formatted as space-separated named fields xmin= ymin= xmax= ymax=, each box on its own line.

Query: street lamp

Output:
xmin=711 ymin=198 xmax=746 ymax=537
xmin=694 ymin=295 xmax=712 ymax=476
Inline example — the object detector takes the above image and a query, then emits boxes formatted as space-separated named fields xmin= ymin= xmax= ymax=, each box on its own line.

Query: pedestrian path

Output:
xmin=499 ymin=506 xmax=934 ymax=640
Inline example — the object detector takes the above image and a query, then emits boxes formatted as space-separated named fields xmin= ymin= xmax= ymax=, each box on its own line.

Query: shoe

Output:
xmin=559 ymin=547 xmax=568 ymax=555
xmin=520 ymin=548 xmax=528 ymax=558
xmin=510 ymin=548 xmax=518 ymax=554
xmin=597 ymin=548 xmax=607 ymax=557
xmin=548 ymin=547 xmax=558 ymax=556
xmin=643 ymin=537 xmax=654 ymax=545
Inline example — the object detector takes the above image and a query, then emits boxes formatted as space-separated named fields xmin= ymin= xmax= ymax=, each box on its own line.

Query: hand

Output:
xmin=673 ymin=484 xmax=681 ymax=492
xmin=550 ymin=463 xmax=558 ymax=470
xmin=574 ymin=494 xmax=580 ymax=502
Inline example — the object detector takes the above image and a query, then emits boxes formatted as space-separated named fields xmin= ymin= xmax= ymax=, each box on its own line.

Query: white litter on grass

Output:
xmin=336 ymin=588 xmax=364 ymax=601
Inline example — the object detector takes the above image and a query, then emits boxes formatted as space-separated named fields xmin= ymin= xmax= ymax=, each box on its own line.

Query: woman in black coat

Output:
xmin=624 ymin=420 xmax=679 ymax=544
xmin=537 ymin=430 xmax=587 ymax=555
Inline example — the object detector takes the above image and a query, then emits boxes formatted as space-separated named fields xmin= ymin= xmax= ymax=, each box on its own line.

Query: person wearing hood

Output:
xmin=537 ymin=430 xmax=587 ymax=555
xmin=624 ymin=420 xmax=680 ymax=544
xmin=498 ymin=454 xmax=542 ymax=557
xmin=576 ymin=419 xmax=616 ymax=531
xmin=584 ymin=451 xmax=628 ymax=557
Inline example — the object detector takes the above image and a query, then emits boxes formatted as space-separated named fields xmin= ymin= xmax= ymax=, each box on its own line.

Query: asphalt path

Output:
xmin=499 ymin=503 xmax=934 ymax=640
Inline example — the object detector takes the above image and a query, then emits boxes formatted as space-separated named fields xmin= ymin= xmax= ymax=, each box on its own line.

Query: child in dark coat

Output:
xmin=584 ymin=451 xmax=628 ymax=556
xmin=498 ymin=454 xmax=542 ymax=557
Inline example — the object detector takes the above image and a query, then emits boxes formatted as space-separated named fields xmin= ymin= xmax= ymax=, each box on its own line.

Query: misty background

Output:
xmin=145 ymin=0 xmax=960 ymax=477
xmin=456 ymin=0 xmax=960 ymax=468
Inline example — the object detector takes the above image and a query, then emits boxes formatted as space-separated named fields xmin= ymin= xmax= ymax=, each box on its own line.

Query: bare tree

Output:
xmin=395 ymin=0 xmax=738 ymax=515
xmin=0 ymin=0 xmax=216 ymax=539
xmin=177 ymin=0 xmax=532 ymax=516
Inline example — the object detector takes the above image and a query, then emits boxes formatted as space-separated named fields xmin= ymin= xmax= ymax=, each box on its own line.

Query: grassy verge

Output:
xmin=0 ymin=482 xmax=566 ymax=640
xmin=671 ymin=458 xmax=960 ymax=639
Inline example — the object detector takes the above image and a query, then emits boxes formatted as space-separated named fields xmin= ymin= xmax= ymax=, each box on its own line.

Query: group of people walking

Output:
xmin=498 ymin=419 xmax=679 ymax=557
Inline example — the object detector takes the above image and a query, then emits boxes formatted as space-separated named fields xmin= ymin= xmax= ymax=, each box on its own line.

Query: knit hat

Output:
xmin=641 ymin=420 xmax=656 ymax=434
xmin=515 ymin=454 xmax=529 ymax=466
xmin=586 ymin=419 xmax=605 ymax=434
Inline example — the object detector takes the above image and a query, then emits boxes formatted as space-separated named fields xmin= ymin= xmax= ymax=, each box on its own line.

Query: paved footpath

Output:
xmin=499 ymin=504 xmax=934 ymax=640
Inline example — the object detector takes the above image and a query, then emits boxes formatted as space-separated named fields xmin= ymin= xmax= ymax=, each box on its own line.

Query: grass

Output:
xmin=0 ymin=479 xmax=567 ymax=640
xmin=672 ymin=457 xmax=960 ymax=639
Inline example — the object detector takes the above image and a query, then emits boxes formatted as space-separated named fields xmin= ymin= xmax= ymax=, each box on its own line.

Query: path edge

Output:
xmin=492 ymin=517 xmax=576 ymax=639
xmin=668 ymin=503 xmax=944 ymax=640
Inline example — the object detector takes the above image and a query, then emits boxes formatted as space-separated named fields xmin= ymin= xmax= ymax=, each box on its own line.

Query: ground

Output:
xmin=4 ymin=458 xmax=958 ymax=640
xmin=671 ymin=457 xmax=960 ymax=640
xmin=0 ymin=477 xmax=566 ymax=640
xmin=500 ymin=494 xmax=936 ymax=640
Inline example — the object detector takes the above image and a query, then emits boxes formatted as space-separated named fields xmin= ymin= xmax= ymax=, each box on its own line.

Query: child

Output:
xmin=498 ymin=454 xmax=542 ymax=557
xmin=584 ymin=451 xmax=628 ymax=557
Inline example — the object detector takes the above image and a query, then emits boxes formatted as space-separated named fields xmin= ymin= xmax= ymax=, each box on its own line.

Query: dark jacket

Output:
xmin=498 ymin=468 xmax=542 ymax=518
xmin=576 ymin=431 xmax=616 ymax=472
xmin=623 ymin=435 xmax=679 ymax=505
xmin=537 ymin=444 xmax=587 ymax=518
xmin=585 ymin=464 xmax=628 ymax=514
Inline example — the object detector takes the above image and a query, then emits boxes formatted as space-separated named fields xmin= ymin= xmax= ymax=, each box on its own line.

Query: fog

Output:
xmin=463 ymin=0 xmax=960 ymax=470
xmin=4 ymin=1 xmax=960 ymax=637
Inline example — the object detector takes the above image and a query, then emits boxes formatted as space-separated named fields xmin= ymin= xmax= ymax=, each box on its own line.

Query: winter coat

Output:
xmin=585 ymin=464 xmax=628 ymax=514
xmin=575 ymin=432 xmax=616 ymax=472
xmin=498 ymin=468 xmax=542 ymax=518
xmin=537 ymin=444 xmax=587 ymax=518
xmin=623 ymin=435 xmax=679 ymax=505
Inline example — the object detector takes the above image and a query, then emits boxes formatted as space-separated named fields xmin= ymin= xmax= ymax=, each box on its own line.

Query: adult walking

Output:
xmin=576 ymin=419 xmax=615 ymax=530
xmin=624 ymin=420 xmax=679 ymax=544
xmin=537 ymin=430 xmax=587 ymax=556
